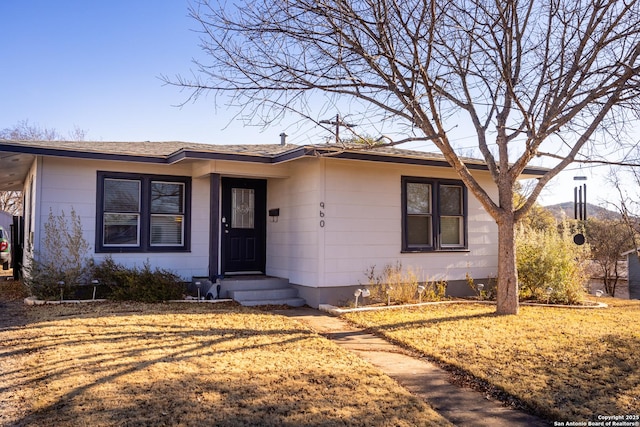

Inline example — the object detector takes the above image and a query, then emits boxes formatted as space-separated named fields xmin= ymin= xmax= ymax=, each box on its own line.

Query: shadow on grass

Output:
xmin=0 ymin=325 xmax=313 ymax=392
xmin=1 ymin=301 xmax=444 ymax=426
xmin=345 ymin=302 xmax=640 ymax=422
xmin=537 ymin=333 xmax=640 ymax=421
xmin=16 ymin=373 xmax=433 ymax=426
xmin=365 ymin=310 xmax=501 ymax=333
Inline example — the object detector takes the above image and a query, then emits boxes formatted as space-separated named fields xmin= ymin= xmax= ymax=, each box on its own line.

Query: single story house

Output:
xmin=0 ymin=138 xmax=545 ymax=307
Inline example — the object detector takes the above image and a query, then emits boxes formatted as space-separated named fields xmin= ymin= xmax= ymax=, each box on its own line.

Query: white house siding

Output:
xmin=265 ymin=157 xmax=322 ymax=286
xmin=265 ymin=177 xmax=290 ymax=278
xmin=27 ymin=151 xmax=501 ymax=307
xmin=273 ymin=156 xmax=500 ymax=307
xmin=35 ymin=157 xmax=211 ymax=280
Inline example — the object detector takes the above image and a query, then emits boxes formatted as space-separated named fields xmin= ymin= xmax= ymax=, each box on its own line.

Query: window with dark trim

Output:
xmin=401 ymin=177 xmax=467 ymax=252
xmin=96 ymin=172 xmax=191 ymax=253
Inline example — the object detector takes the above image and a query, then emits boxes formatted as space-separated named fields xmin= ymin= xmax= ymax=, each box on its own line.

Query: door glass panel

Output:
xmin=231 ymin=188 xmax=255 ymax=229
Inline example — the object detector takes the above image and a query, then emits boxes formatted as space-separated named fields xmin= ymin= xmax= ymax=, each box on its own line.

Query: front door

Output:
xmin=221 ymin=178 xmax=266 ymax=274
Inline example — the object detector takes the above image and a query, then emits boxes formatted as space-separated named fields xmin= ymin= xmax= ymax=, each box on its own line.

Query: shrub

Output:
xmin=92 ymin=257 xmax=185 ymax=302
xmin=364 ymin=262 xmax=446 ymax=305
xmin=516 ymin=224 xmax=590 ymax=304
xmin=465 ymin=272 xmax=496 ymax=300
xmin=90 ymin=256 xmax=128 ymax=294
xmin=23 ymin=208 xmax=93 ymax=300
xmin=419 ymin=278 xmax=448 ymax=302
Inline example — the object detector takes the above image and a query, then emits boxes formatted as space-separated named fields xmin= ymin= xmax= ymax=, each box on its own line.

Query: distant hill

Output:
xmin=543 ymin=202 xmax=622 ymax=221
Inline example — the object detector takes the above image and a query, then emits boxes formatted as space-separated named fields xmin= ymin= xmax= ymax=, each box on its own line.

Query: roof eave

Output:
xmin=0 ymin=142 xmax=166 ymax=164
xmin=0 ymin=140 xmax=549 ymax=176
xmin=302 ymin=146 xmax=550 ymax=175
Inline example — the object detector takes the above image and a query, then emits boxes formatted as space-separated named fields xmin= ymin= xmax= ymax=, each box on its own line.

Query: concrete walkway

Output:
xmin=274 ymin=307 xmax=548 ymax=427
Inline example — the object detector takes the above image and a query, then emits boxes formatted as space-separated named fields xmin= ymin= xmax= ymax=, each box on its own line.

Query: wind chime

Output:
xmin=573 ymin=176 xmax=587 ymax=245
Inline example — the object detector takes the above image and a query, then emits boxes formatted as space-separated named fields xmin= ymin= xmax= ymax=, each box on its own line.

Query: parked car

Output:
xmin=0 ymin=226 xmax=11 ymax=270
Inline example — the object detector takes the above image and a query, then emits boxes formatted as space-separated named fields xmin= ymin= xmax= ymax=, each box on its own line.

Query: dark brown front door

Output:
xmin=221 ymin=178 xmax=266 ymax=274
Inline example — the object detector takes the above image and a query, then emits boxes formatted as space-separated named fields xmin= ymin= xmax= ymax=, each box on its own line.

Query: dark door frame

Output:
xmin=209 ymin=173 xmax=221 ymax=280
xmin=215 ymin=177 xmax=267 ymax=276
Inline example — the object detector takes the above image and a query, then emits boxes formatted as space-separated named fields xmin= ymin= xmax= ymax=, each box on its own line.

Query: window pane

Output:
xmin=151 ymin=182 xmax=184 ymax=214
xmin=104 ymin=179 xmax=140 ymax=212
xmin=232 ymin=188 xmax=255 ymax=229
xmin=407 ymin=183 xmax=431 ymax=214
xmin=104 ymin=213 xmax=139 ymax=245
xmin=441 ymin=216 xmax=463 ymax=246
xmin=151 ymin=215 xmax=184 ymax=245
xmin=440 ymin=185 xmax=462 ymax=215
xmin=407 ymin=215 xmax=432 ymax=246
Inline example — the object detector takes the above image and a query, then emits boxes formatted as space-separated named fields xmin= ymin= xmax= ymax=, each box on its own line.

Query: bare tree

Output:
xmin=172 ymin=0 xmax=640 ymax=314
xmin=0 ymin=192 xmax=21 ymax=216
xmin=0 ymin=120 xmax=88 ymax=216
xmin=586 ymin=217 xmax=635 ymax=296
xmin=0 ymin=120 xmax=87 ymax=141
xmin=606 ymin=166 xmax=640 ymax=291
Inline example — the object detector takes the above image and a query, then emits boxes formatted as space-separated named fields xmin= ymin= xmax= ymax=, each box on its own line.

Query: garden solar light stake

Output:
xmin=354 ymin=288 xmax=362 ymax=308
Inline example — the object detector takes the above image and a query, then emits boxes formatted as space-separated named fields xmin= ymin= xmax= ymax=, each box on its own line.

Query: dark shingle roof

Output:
xmin=0 ymin=140 xmax=296 ymax=158
xmin=0 ymin=139 xmax=547 ymax=178
xmin=0 ymin=139 xmax=460 ymax=163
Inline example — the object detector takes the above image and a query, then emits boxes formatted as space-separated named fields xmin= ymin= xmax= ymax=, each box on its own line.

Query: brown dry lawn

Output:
xmin=342 ymin=299 xmax=640 ymax=421
xmin=0 ymin=278 xmax=449 ymax=427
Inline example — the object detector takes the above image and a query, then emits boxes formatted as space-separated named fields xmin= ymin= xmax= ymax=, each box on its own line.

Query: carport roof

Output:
xmin=0 ymin=139 xmax=547 ymax=190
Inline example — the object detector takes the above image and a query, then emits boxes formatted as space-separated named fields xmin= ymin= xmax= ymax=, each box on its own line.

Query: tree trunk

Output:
xmin=603 ymin=269 xmax=614 ymax=296
xmin=496 ymin=213 xmax=519 ymax=315
xmin=612 ymin=262 xmax=620 ymax=297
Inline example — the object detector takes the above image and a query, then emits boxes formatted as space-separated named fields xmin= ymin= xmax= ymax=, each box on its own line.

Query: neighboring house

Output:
xmin=0 ymin=210 xmax=11 ymax=238
xmin=623 ymin=249 xmax=639 ymax=299
xmin=0 ymin=139 xmax=545 ymax=307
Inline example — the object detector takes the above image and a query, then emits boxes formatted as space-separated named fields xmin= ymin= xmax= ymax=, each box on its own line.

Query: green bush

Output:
xmin=516 ymin=224 xmax=589 ymax=304
xmin=92 ymin=257 xmax=185 ymax=302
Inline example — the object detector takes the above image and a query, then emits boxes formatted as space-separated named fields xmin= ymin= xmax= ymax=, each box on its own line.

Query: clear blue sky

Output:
xmin=0 ymin=0 xmax=306 ymax=145
xmin=0 ymin=1 xmax=628 ymax=207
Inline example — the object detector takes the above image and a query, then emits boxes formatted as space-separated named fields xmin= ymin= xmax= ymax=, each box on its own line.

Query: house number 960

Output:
xmin=319 ymin=202 xmax=325 ymax=227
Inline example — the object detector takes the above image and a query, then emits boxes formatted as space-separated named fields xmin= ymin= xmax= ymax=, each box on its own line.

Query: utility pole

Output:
xmin=319 ymin=114 xmax=357 ymax=144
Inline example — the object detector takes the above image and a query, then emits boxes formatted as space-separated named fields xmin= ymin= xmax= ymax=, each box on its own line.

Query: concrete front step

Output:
xmin=239 ymin=297 xmax=307 ymax=307
xmin=221 ymin=276 xmax=290 ymax=292
xmin=222 ymin=276 xmax=306 ymax=307
xmin=231 ymin=287 xmax=299 ymax=301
